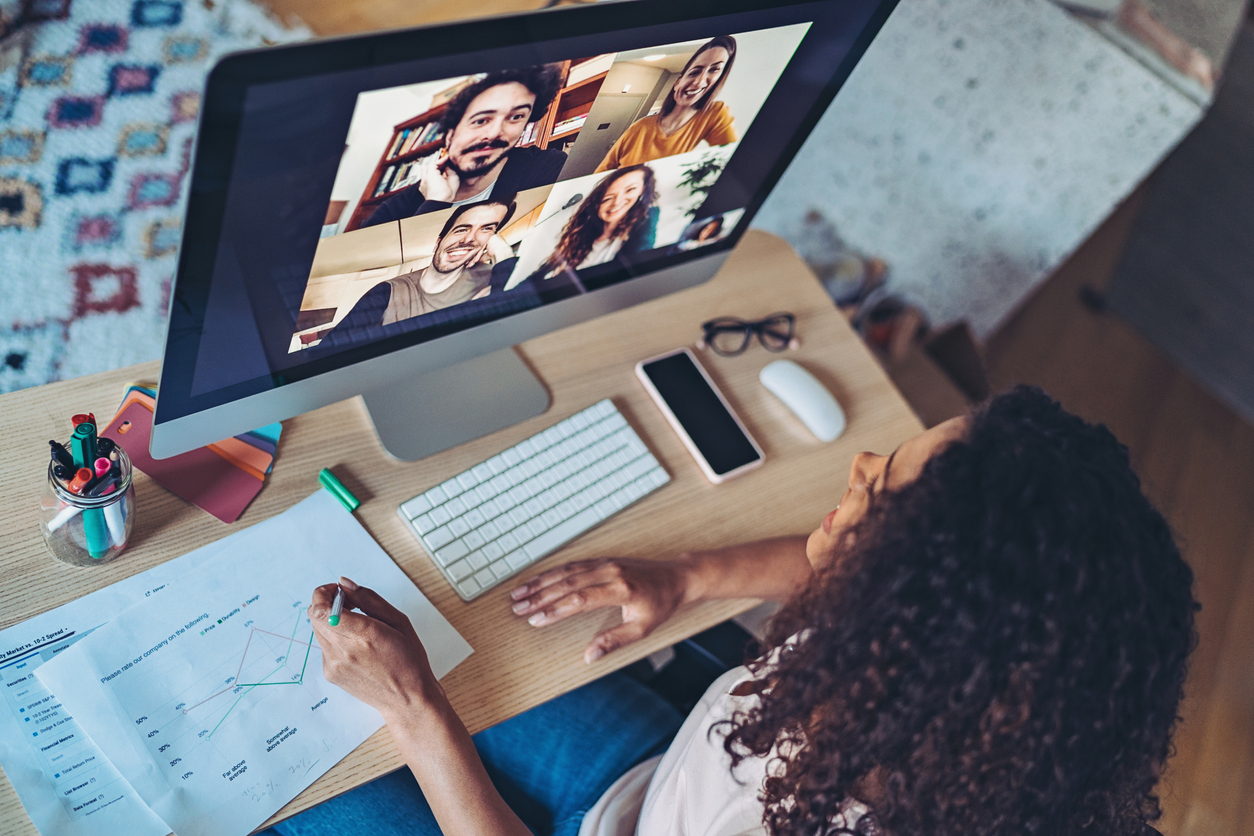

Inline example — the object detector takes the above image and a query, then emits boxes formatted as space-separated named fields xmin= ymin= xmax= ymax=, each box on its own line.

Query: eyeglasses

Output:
xmin=698 ymin=313 xmax=798 ymax=357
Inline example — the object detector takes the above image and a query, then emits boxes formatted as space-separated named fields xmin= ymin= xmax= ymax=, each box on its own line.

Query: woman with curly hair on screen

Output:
xmin=274 ymin=386 xmax=1196 ymax=836
xmin=528 ymin=164 xmax=658 ymax=284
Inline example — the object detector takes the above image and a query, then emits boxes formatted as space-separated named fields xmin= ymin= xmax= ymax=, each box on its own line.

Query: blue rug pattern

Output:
xmin=0 ymin=0 xmax=307 ymax=393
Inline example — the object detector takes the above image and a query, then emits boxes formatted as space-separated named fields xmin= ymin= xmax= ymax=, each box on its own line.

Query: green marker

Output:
xmin=328 ymin=586 xmax=344 ymax=627
xmin=70 ymin=423 xmax=97 ymax=469
xmin=70 ymin=424 xmax=108 ymax=559
xmin=318 ymin=468 xmax=360 ymax=512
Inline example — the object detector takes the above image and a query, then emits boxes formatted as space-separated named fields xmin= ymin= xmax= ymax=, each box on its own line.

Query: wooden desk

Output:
xmin=0 ymin=231 xmax=923 ymax=833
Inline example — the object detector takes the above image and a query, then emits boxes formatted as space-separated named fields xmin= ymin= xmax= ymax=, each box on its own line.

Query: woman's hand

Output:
xmin=308 ymin=577 xmax=441 ymax=721
xmin=509 ymin=557 xmax=695 ymax=664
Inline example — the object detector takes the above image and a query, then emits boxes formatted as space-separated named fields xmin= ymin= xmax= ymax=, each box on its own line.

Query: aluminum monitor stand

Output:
xmin=362 ymin=347 xmax=551 ymax=462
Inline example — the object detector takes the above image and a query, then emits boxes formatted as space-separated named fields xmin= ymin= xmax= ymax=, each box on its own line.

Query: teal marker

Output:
xmin=70 ymin=423 xmax=108 ymax=559
xmin=328 ymin=586 xmax=344 ymax=627
xmin=318 ymin=468 xmax=360 ymax=512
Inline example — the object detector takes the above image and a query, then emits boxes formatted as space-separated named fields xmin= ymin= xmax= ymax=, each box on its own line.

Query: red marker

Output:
xmin=71 ymin=413 xmax=96 ymax=428
xmin=68 ymin=468 xmax=93 ymax=494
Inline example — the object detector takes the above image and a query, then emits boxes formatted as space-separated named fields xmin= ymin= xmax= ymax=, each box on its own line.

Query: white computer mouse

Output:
xmin=759 ymin=360 xmax=846 ymax=442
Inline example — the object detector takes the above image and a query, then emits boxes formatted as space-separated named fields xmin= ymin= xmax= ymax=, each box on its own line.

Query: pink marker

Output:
xmin=94 ymin=457 xmax=111 ymax=478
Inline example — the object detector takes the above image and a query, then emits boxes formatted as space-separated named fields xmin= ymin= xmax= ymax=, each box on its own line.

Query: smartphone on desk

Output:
xmin=636 ymin=348 xmax=764 ymax=484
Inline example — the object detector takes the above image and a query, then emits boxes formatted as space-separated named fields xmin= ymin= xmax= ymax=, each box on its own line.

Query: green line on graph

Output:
xmin=298 ymin=630 xmax=313 ymax=681
xmin=207 ymin=613 xmax=310 ymax=739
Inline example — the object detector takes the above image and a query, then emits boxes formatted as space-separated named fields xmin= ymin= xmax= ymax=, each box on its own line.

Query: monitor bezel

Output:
xmin=152 ymin=0 xmax=900 ymax=458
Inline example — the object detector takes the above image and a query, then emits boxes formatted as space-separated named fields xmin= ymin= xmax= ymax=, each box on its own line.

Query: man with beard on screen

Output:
xmin=363 ymin=65 xmax=565 ymax=227
xmin=317 ymin=199 xmax=521 ymax=348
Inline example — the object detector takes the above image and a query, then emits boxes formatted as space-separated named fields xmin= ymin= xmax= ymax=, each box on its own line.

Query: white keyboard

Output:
xmin=398 ymin=399 xmax=670 ymax=601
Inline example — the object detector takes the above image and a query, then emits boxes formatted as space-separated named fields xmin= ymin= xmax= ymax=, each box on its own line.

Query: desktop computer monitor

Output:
xmin=152 ymin=0 xmax=897 ymax=460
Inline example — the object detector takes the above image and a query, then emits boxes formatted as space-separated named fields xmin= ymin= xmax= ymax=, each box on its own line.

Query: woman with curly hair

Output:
xmin=532 ymin=165 xmax=659 ymax=283
xmin=275 ymin=386 xmax=1195 ymax=836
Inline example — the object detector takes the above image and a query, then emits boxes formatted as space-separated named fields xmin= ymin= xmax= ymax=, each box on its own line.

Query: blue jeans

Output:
xmin=265 ymin=671 xmax=684 ymax=836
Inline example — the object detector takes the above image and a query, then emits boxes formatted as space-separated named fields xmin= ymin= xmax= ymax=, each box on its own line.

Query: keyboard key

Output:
xmin=446 ymin=559 xmax=473 ymax=581
xmin=424 ymin=525 xmax=455 ymax=551
xmin=622 ymin=455 xmax=655 ymax=482
xmin=401 ymin=495 xmax=432 ymax=519
xmin=398 ymin=401 xmax=667 ymax=602
xmin=436 ymin=539 xmax=469 ymax=566
xmin=524 ymin=507 xmax=602 ymax=560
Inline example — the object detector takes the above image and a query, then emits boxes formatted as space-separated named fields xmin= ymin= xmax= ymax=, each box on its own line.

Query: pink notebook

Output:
xmin=101 ymin=400 xmax=264 ymax=523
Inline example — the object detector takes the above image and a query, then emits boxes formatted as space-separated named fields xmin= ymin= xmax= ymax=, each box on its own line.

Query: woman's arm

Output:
xmin=510 ymin=536 xmax=812 ymax=662
xmin=308 ymin=579 xmax=531 ymax=836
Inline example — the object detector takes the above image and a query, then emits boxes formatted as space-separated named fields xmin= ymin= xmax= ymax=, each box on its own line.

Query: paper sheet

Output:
xmin=36 ymin=490 xmax=472 ymax=836
xmin=0 ymin=537 xmax=235 ymax=836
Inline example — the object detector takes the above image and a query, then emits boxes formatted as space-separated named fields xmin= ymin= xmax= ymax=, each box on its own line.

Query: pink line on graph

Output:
xmin=180 ymin=626 xmax=316 ymax=714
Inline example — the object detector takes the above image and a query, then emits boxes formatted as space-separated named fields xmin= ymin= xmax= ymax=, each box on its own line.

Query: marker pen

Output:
xmin=328 ymin=586 xmax=344 ymax=627
xmin=68 ymin=468 xmax=93 ymax=494
xmin=94 ymin=458 xmax=111 ymax=478
xmin=49 ymin=440 xmax=74 ymax=469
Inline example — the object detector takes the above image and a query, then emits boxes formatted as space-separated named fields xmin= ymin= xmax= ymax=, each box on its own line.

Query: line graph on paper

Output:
xmin=123 ymin=594 xmax=332 ymax=787
xmin=179 ymin=612 xmax=317 ymax=741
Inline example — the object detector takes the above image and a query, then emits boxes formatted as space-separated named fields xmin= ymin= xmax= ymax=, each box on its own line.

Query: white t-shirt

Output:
xmin=578 ymin=663 xmax=865 ymax=836
xmin=578 ymin=237 xmax=624 ymax=269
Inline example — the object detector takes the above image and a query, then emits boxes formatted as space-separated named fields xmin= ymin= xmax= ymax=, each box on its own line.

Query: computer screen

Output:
xmin=154 ymin=0 xmax=895 ymax=450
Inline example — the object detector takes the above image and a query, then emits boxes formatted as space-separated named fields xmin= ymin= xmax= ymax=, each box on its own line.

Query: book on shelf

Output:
xmin=386 ymin=130 xmax=408 ymax=159
xmin=374 ymin=164 xmax=397 ymax=197
xmin=550 ymin=114 xmax=587 ymax=137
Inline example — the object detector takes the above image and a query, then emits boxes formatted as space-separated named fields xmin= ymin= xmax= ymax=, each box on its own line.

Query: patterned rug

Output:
xmin=0 ymin=0 xmax=308 ymax=394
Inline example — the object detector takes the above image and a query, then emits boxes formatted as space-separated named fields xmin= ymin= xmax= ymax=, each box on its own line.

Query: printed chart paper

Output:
xmin=32 ymin=490 xmax=472 ymax=836
xmin=0 ymin=537 xmax=238 ymax=836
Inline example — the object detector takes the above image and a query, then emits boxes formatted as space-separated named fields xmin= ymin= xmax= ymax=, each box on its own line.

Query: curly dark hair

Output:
xmin=723 ymin=385 xmax=1197 ymax=836
xmin=542 ymin=165 xmax=656 ymax=272
xmin=440 ymin=64 xmax=563 ymax=133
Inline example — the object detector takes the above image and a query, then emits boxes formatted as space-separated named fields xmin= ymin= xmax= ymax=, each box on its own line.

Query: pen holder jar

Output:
xmin=39 ymin=447 xmax=135 ymax=566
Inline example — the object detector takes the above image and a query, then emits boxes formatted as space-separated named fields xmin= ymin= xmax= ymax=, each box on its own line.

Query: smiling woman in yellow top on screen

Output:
xmin=595 ymin=36 xmax=738 ymax=172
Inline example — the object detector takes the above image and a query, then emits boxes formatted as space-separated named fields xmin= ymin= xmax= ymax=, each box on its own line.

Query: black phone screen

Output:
xmin=641 ymin=352 xmax=762 ymax=477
